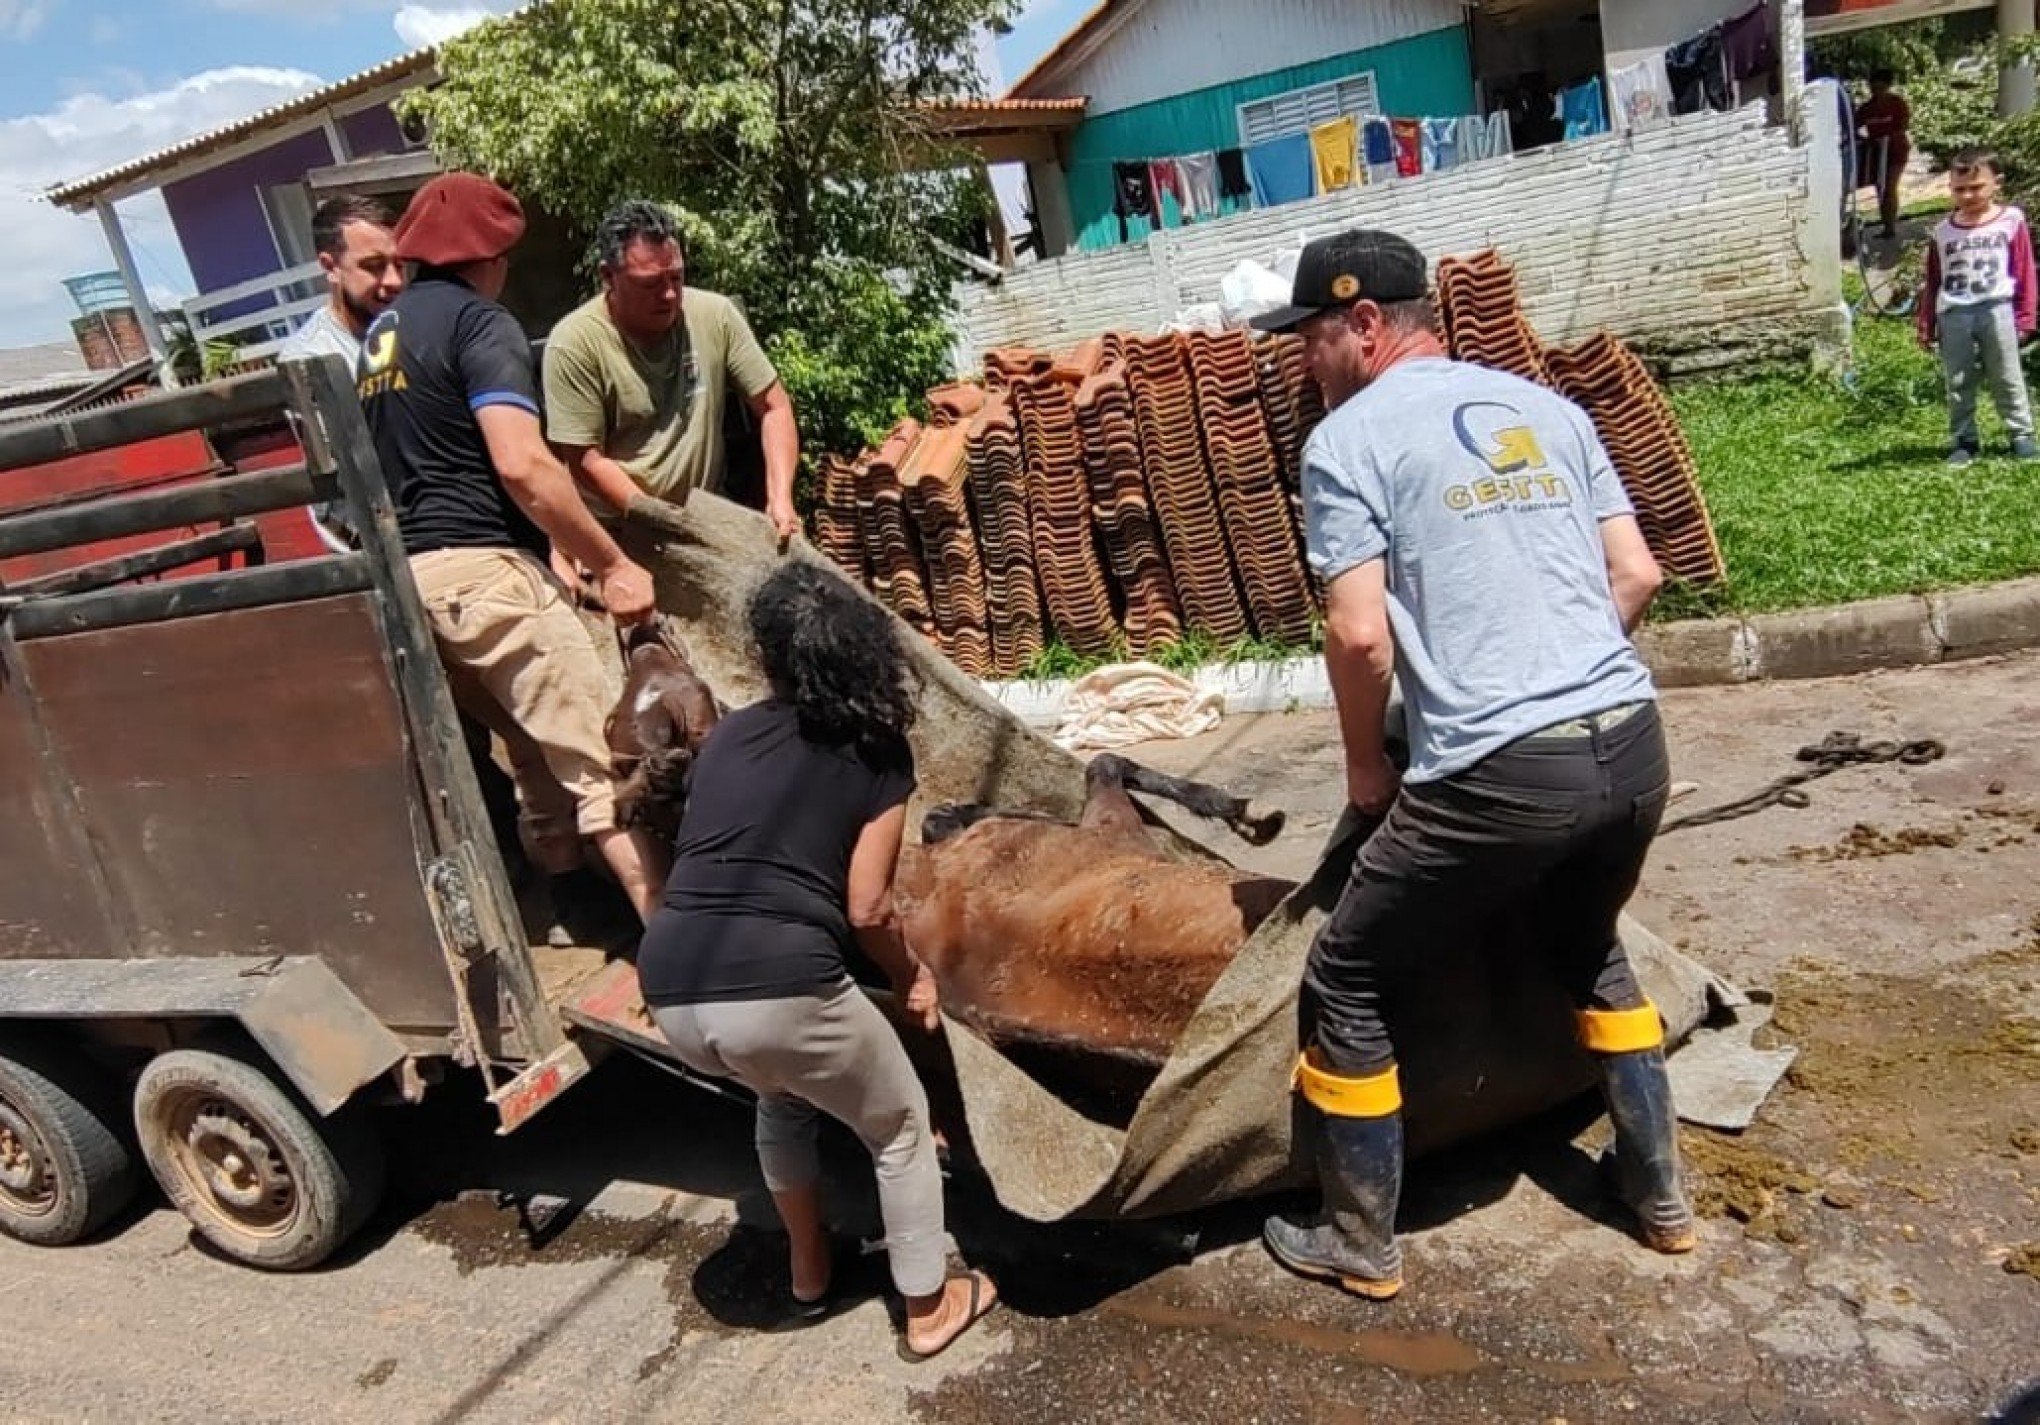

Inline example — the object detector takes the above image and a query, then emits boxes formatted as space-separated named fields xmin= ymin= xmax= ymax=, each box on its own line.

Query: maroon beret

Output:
xmin=394 ymin=172 xmax=526 ymax=267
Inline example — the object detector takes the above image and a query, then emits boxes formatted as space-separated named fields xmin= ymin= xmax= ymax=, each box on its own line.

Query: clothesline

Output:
xmin=1605 ymin=0 xmax=1774 ymax=135
xmin=1105 ymin=110 xmax=1519 ymax=242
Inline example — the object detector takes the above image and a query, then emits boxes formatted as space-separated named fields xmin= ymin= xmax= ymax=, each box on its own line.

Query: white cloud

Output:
xmin=392 ymin=3 xmax=494 ymax=49
xmin=1 ymin=0 xmax=52 ymax=43
xmin=0 ymin=65 xmax=322 ymax=348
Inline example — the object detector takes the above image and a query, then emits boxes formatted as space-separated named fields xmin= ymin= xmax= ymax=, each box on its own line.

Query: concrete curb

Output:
xmin=979 ymin=578 xmax=2040 ymax=727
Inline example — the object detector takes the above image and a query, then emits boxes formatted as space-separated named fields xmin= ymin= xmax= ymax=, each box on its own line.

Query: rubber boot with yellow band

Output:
xmin=1579 ymin=1002 xmax=1698 ymax=1254
xmin=1261 ymin=1050 xmax=1404 ymax=1300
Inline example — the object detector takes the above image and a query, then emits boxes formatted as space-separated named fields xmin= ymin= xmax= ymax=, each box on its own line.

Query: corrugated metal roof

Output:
xmin=46 ymin=47 xmax=438 ymax=210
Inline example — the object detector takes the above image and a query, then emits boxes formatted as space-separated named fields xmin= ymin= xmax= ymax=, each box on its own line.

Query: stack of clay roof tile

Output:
xmin=926 ymin=381 xmax=987 ymax=428
xmin=1545 ymin=333 xmax=1725 ymax=586
xmin=1009 ymin=341 xmax=1120 ymax=656
xmin=813 ymin=453 xmax=870 ymax=584
xmin=1438 ymin=250 xmax=1551 ymax=385
xmin=858 ymin=421 xmax=936 ymax=637
xmin=1183 ymin=330 xmax=1315 ymax=643
xmin=1120 ymin=334 xmax=1251 ymax=642
xmin=983 ymin=347 xmax=1053 ymax=391
xmin=1254 ymin=334 xmax=1325 ymax=499
xmin=963 ymin=394 xmax=1046 ymax=676
xmin=899 ymin=420 xmax=994 ymax=676
xmin=1075 ymin=359 xmax=1182 ymax=653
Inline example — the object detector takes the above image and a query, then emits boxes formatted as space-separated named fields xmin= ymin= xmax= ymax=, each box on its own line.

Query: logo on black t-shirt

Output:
xmin=358 ymin=312 xmax=407 ymax=399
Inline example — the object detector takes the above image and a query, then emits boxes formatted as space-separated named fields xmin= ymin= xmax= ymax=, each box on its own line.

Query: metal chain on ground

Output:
xmin=1657 ymin=730 xmax=1946 ymax=834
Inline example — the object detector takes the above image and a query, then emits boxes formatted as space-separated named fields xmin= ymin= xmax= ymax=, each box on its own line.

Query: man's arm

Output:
xmin=474 ymin=404 xmax=655 ymax=623
xmin=747 ymin=381 xmax=801 ymax=540
xmin=1322 ymin=559 xmax=1399 ymax=814
xmin=557 ymin=443 xmax=644 ymax=515
xmin=1600 ymin=514 xmax=1663 ymax=634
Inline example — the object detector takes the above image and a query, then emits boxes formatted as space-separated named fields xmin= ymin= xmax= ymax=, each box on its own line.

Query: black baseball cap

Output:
xmin=1249 ymin=229 xmax=1430 ymax=334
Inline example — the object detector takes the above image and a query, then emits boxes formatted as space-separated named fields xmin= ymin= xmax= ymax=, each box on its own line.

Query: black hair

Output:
xmin=311 ymin=194 xmax=394 ymax=258
xmin=596 ymin=198 xmax=688 ymax=269
xmin=748 ymin=562 xmax=917 ymax=755
xmin=1869 ymin=68 xmax=1896 ymax=86
xmin=1952 ymin=146 xmax=2002 ymax=178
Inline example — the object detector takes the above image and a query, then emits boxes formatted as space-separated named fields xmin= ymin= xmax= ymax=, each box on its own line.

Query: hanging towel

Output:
xmin=1420 ymin=117 xmax=1461 ymax=173
xmin=1487 ymin=109 xmax=1514 ymax=157
xmin=1246 ymin=133 xmax=1316 ymax=206
xmin=1148 ymin=159 xmax=1186 ymax=224
xmin=1178 ymin=151 xmax=1221 ymax=218
xmin=1559 ymin=78 xmax=1608 ymax=140
xmin=1309 ymin=115 xmax=1359 ymax=192
xmin=1665 ymin=27 xmax=1729 ymax=114
xmin=1112 ymin=161 xmax=1155 ymax=241
xmin=1609 ymin=53 xmax=1676 ymax=133
xmin=1722 ymin=1 xmax=1774 ymax=83
xmin=1391 ymin=118 xmax=1423 ymax=177
xmin=1360 ymin=117 xmax=1397 ymax=184
xmin=1216 ymin=147 xmax=1253 ymax=203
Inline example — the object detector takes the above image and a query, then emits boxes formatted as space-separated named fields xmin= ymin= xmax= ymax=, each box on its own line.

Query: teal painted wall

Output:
xmin=1064 ymin=26 xmax=1476 ymax=251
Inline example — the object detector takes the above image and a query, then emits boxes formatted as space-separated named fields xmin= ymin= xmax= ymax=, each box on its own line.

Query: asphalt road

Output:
xmin=3 ymin=654 xmax=2037 ymax=1424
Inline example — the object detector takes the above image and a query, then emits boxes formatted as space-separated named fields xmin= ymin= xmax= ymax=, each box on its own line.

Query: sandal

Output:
xmin=895 ymin=1270 xmax=998 ymax=1363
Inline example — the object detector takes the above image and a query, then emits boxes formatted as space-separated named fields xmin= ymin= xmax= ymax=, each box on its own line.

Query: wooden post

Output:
xmin=92 ymin=197 xmax=166 ymax=359
xmin=2002 ymin=0 xmax=2036 ymax=117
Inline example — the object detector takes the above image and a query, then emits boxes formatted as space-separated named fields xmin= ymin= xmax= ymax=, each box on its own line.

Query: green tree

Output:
xmin=400 ymin=0 xmax=1015 ymax=466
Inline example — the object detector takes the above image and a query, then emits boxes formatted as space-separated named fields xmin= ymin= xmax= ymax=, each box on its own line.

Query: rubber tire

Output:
xmin=133 ymin=1047 xmax=385 ymax=1272
xmin=0 ymin=1040 xmax=139 ymax=1246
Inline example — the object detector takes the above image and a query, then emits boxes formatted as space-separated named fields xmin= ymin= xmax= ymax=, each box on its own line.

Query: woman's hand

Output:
xmin=904 ymin=966 xmax=941 ymax=1032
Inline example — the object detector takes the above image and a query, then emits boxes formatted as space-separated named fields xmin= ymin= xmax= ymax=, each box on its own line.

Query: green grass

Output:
xmin=1018 ymin=623 xmax=1322 ymax=682
xmin=1667 ymin=310 xmax=2040 ymax=616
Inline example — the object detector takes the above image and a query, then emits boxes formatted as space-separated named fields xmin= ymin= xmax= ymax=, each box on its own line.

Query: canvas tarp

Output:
xmin=620 ymin=493 xmax=1719 ymax=1222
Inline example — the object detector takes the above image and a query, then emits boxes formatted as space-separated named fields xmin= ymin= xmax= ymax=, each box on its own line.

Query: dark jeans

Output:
xmin=1305 ymin=702 xmax=1671 ymax=1075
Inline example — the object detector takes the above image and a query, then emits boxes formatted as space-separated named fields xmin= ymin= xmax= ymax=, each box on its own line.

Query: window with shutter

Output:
xmin=1236 ymin=72 xmax=1382 ymax=148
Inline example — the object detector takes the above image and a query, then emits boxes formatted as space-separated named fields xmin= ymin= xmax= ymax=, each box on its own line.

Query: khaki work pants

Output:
xmin=409 ymin=547 xmax=618 ymax=858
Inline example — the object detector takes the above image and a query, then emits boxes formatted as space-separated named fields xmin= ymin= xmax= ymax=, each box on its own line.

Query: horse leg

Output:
xmin=1086 ymin=753 xmax=1286 ymax=845
xmin=920 ymin=803 xmax=1066 ymax=845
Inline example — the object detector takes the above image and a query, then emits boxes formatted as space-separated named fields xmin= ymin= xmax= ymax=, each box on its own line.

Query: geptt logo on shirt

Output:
xmin=1452 ymin=401 xmax=1545 ymax=473
xmin=1443 ymin=400 xmax=1572 ymax=514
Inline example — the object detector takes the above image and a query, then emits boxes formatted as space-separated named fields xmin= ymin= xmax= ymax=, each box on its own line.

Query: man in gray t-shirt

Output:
xmin=1250 ymin=230 xmax=1693 ymax=1302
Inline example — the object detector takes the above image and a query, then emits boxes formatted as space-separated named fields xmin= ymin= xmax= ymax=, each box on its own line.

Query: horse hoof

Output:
xmin=1236 ymin=801 xmax=1286 ymax=845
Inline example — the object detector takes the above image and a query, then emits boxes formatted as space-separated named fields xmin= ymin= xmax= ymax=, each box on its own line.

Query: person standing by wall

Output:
xmin=1250 ymin=229 xmax=1691 ymax=1301
xmin=1919 ymin=148 xmax=2040 ymax=465
xmin=542 ymin=200 xmax=801 ymax=539
xmin=357 ymin=172 xmax=669 ymax=923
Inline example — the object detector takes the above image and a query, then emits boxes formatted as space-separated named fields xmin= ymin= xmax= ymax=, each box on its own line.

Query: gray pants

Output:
xmin=651 ymin=983 xmax=947 ymax=1298
xmin=1940 ymin=300 xmax=2035 ymax=446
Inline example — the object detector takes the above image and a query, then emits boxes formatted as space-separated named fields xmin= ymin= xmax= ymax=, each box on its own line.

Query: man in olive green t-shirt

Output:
xmin=543 ymin=199 xmax=801 ymax=539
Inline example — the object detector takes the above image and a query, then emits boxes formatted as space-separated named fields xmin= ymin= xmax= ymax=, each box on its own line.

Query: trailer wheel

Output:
xmin=0 ymin=1042 xmax=138 ymax=1246
xmin=133 ymin=1048 xmax=385 ymax=1272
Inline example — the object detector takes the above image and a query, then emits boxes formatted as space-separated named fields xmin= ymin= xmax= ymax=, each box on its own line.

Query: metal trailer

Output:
xmin=0 ymin=357 xmax=669 ymax=1271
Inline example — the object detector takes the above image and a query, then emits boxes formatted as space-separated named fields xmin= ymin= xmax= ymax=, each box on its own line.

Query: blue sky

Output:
xmin=0 ymin=0 xmax=1080 ymax=351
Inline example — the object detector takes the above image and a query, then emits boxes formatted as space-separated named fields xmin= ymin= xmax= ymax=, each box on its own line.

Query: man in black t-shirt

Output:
xmin=358 ymin=172 xmax=668 ymax=922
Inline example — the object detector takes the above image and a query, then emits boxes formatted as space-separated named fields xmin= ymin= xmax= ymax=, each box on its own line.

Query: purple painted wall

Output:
xmin=160 ymin=101 xmax=411 ymax=299
xmin=341 ymin=104 xmax=405 ymax=157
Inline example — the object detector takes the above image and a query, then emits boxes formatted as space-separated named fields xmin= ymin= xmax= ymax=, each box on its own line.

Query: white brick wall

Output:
xmin=956 ymin=97 xmax=1846 ymax=369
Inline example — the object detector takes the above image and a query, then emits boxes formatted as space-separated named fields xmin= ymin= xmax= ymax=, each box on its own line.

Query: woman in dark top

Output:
xmin=638 ymin=562 xmax=997 ymax=1361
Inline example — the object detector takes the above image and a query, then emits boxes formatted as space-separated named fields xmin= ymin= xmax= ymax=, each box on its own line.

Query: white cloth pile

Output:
xmin=1051 ymin=661 xmax=1225 ymax=751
